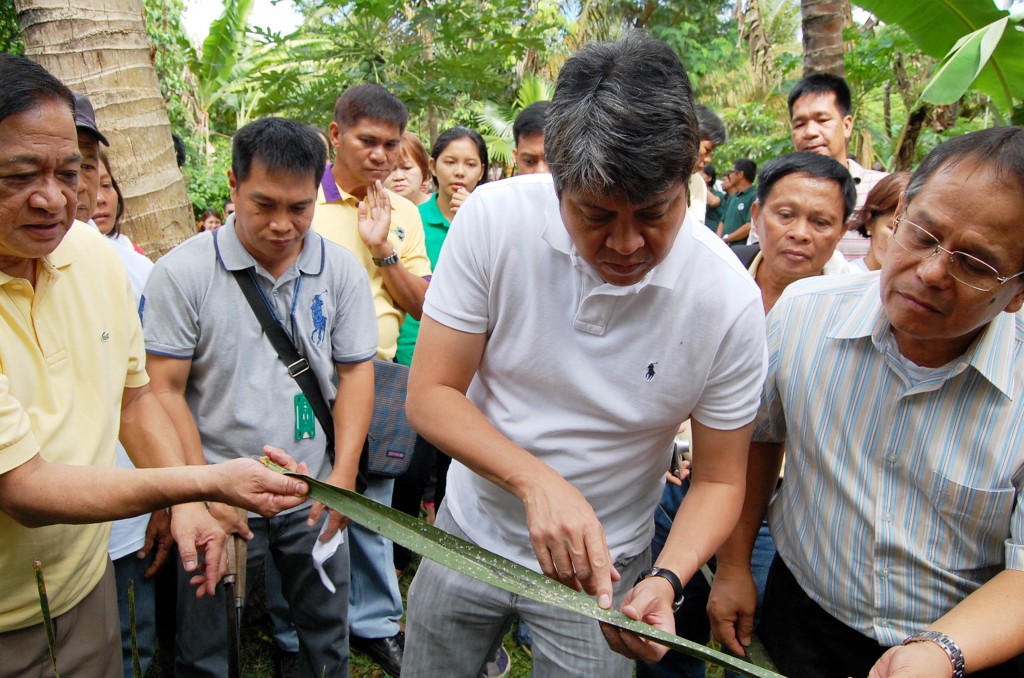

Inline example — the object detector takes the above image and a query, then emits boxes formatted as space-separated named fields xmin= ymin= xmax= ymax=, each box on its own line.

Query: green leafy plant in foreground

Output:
xmin=262 ymin=458 xmax=782 ymax=678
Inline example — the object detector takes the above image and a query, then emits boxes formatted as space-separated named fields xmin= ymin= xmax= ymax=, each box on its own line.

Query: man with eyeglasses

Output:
xmin=707 ymin=126 xmax=1024 ymax=678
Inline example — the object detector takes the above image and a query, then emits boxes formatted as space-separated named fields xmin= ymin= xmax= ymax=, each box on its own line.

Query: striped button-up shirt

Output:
xmin=755 ymin=273 xmax=1024 ymax=646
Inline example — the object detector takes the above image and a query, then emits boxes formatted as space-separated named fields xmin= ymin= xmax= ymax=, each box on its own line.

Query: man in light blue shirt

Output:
xmin=709 ymin=127 xmax=1024 ymax=678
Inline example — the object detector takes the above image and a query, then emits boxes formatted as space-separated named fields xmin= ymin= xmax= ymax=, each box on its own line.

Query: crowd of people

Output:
xmin=2 ymin=26 xmax=1023 ymax=678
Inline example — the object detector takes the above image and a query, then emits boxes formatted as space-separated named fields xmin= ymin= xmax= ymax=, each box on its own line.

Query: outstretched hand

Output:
xmin=215 ymin=447 xmax=310 ymax=518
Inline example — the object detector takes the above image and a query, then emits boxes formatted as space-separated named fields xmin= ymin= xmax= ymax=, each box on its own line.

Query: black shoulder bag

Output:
xmin=231 ymin=268 xmax=340 ymax=465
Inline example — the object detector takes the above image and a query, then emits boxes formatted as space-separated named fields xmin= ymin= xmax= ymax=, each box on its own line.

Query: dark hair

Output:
xmin=430 ymin=126 xmax=489 ymax=189
xmin=172 ymin=132 xmax=187 ymax=169
xmin=197 ymin=208 xmax=223 ymax=233
xmin=231 ymin=117 xmax=327 ymax=187
xmin=733 ymin=158 xmax=757 ymax=183
xmin=904 ymin=127 xmax=1024 ymax=207
xmin=703 ymin=163 xmax=717 ymax=184
xmin=333 ymin=84 xmax=408 ymax=133
xmin=788 ymin=74 xmax=852 ymax=118
xmin=398 ymin=131 xmax=429 ymax=182
xmin=849 ymin=172 xmax=911 ymax=237
xmin=694 ymin=104 xmax=727 ymax=146
xmin=547 ymin=31 xmax=699 ymax=203
xmin=513 ymin=101 xmax=551 ymax=145
xmin=756 ymin=152 xmax=857 ymax=222
xmin=0 ymin=53 xmax=74 ymax=125
xmin=99 ymin=151 xmax=126 ymax=239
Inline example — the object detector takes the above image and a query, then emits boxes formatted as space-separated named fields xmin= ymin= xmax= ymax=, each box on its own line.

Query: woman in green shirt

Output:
xmin=395 ymin=126 xmax=489 ymax=365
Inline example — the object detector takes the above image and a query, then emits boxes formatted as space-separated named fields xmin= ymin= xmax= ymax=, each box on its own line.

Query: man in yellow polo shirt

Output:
xmin=0 ymin=55 xmax=309 ymax=678
xmin=311 ymin=83 xmax=430 ymax=677
xmin=313 ymin=84 xmax=431 ymax=361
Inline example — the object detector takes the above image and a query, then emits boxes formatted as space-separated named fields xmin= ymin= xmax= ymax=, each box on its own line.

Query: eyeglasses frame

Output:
xmin=891 ymin=213 xmax=1024 ymax=292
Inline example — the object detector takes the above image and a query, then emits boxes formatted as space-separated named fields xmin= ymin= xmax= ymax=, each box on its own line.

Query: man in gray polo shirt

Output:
xmin=141 ymin=117 xmax=378 ymax=678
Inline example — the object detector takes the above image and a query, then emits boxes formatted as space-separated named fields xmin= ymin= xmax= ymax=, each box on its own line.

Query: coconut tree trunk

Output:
xmin=800 ymin=0 xmax=846 ymax=77
xmin=16 ymin=0 xmax=195 ymax=257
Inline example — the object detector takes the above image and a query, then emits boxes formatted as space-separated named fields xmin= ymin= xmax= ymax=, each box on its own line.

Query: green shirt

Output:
xmin=720 ymin=185 xmax=757 ymax=237
xmin=705 ymin=187 xmax=726 ymax=231
xmin=395 ymin=195 xmax=448 ymax=365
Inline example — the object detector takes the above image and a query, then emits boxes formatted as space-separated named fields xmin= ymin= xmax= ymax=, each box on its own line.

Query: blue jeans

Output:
xmin=405 ymin=504 xmax=650 ymax=678
xmin=636 ymin=479 xmax=776 ymax=678
xmin=348 ymin=476 xmax=404 ymax=639
xmin=174 ymin=506 xmax=349 ymax=678
xmin=113 ymin=552 xmax=156 ymax=678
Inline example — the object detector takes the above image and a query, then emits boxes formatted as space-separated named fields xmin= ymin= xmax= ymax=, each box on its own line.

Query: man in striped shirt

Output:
xmin=708 ymin=127 xmax=1024 ymax=678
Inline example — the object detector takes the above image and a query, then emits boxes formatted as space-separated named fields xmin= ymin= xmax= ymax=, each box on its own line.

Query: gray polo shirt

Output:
xmin=141 ymin=220 xmax=377 ymax=490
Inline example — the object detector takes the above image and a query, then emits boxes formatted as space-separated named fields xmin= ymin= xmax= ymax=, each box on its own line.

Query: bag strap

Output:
xmin=231 ymin=268 xmax=336 ymax=465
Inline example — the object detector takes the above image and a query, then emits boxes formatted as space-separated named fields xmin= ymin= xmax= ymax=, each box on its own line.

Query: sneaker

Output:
xmin=481 ymin=645 xmax=511 ymax=678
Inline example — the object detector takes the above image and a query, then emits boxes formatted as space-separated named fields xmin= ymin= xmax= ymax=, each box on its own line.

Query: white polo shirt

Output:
xmin=425 ymin=174 xmax=767 ymax=569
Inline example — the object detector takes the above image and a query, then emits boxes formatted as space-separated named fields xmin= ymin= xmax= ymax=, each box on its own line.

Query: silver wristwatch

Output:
xmin=372 ymin=249 xmax=400 ymax=267
xmin=902 ymin=630 xmax=965 ymax=678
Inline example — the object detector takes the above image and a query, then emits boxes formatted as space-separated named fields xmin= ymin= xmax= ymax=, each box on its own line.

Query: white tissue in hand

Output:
xmin=312 ymin=521 xmax=344 ymax=593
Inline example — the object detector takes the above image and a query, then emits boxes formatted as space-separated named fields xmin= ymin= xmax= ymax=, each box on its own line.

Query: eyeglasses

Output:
xmin=891 ymin=214 xmax=1024 ymax=291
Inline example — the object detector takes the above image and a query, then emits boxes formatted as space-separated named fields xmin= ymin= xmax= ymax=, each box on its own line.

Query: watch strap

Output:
xmin=902 ymin=631 xmax=965 ymax=678
xmin=634 ymin=566 xmax=684 ymax=612
xmin=372 ymin=249 xmax=400 ymax=267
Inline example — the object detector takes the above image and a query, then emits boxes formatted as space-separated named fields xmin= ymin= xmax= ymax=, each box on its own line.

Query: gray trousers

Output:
xmin=174 ymin=505 xmax=349 ymax=678
xmin=404 ymin=504 xmax=650 ymax=678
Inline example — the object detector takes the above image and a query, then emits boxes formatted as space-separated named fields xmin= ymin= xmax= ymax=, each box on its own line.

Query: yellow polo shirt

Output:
xmin=0 ymin=222 xmax=148 ymax=631
xmin=312 ymin=167 xmax=431 ymax=359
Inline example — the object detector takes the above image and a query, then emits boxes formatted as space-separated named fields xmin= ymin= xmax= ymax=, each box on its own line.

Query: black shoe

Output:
xmin=351 ymin=631 xmax=404 ymax=677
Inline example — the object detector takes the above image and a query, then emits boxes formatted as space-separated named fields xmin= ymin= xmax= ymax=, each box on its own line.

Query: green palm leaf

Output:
xmin=263 ymin=460 xmax=781 ymax=678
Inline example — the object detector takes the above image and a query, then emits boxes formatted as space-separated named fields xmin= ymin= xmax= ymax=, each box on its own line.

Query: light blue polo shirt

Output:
xmin=141 ymin=220 xmax=378 ymax=495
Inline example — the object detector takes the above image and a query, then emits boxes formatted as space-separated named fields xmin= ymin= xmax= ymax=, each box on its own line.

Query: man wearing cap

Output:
xmin=72 ymin=91 xmax=172 ymax=678
xmin=0 ymin=55 xmax=310 ymax=678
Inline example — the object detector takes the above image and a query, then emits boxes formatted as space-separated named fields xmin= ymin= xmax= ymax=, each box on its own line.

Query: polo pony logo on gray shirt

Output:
xmin=311 ymin=292 xmax=328 ymax=345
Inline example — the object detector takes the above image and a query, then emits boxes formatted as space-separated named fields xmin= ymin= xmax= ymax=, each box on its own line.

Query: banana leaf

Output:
xmin=854 ymin=0 xmax=1024 ymax=112
xmin=263 ymin=459 xmax=782 ymax=678
xmin=919 ymin=17 xmax=1007 ymax=106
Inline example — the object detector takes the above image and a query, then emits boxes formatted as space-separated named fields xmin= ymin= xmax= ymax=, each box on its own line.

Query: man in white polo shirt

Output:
xmin=402 ymin=32 xmax=768 ymax=677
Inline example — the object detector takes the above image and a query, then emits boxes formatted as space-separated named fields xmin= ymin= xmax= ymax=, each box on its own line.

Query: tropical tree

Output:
xmin=475 ymin=74 xmax=555 ymax=172
xmin=853 ymin=0 xmax=1024 ymax=167
xmin=247 ymin=0 xmax=559 ymax=143
xmin=179 ymin=0 xmax=255 ymax=155
xmin=854 ymin=0 xmax=1024 ymax=117
xmin=0 ymin=0 xmax=23 ymax=54
xmin=800 ymin=0 xmax=847 ymax=76
xmin=14 ymin=0 xmax=194 ymax=256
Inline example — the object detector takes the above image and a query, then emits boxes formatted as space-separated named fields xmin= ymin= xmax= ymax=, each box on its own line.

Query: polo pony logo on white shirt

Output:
xmin=646 ymin=362 xmax=658 ymax=381
xmin=100 ymin=331 xmax=110 ymax=342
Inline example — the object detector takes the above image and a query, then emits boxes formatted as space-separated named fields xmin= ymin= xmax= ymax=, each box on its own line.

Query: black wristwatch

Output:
xmin=372 ymin=249 xmax=400 ymax=267
xmin=634 ymin=567 xmax=685 ymax=612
